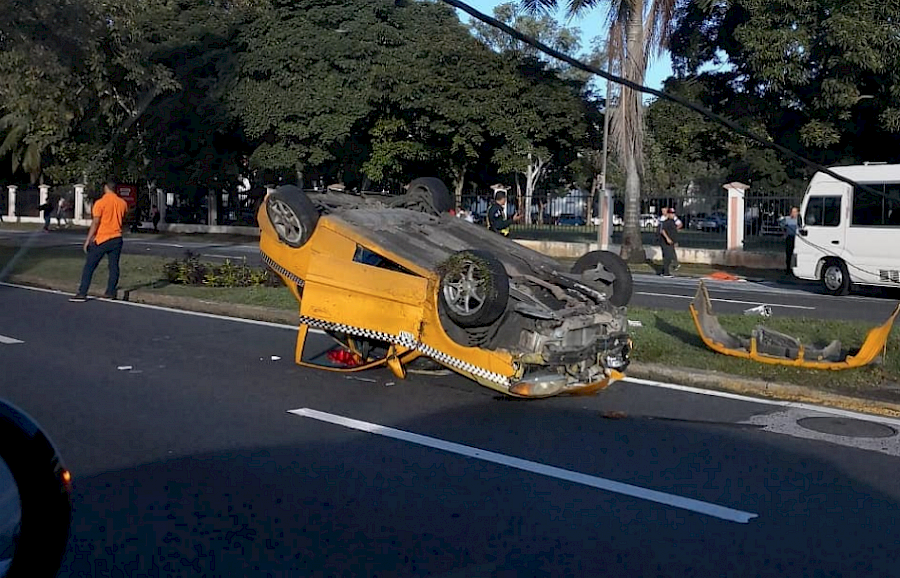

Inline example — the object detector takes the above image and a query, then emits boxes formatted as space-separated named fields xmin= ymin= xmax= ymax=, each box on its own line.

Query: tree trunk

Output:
xmin=452 ymin=166 xmax=465 ymax=210
xmin=618 ymin=0 xmax=647 ymax=263
xmin=524 ymin=152 xmax=546 ymax=226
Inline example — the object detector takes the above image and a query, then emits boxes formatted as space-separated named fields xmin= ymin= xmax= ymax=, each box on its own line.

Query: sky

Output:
xmin=457 ymin=0 xmax=675 ymax=92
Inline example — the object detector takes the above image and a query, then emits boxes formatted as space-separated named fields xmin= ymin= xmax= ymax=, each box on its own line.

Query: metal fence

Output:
xmin=742 ymin=191 xmax=803 ymax=252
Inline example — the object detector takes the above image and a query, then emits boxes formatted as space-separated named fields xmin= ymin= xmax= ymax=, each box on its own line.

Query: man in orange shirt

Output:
xmin=70 ymin=179 xmax=128 ymax=302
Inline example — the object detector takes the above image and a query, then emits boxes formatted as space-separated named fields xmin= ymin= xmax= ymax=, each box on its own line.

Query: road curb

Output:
xmin=7 ymin=273 xmax=899 ymax=416
xmin=627 ymin=362 xmax=900 ymax=418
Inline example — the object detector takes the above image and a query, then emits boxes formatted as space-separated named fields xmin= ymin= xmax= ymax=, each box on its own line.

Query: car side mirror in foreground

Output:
xmin=0 ymin=400 xmax=72 ymax=578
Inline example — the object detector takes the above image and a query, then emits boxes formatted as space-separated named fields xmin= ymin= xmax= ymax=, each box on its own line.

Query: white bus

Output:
xmin=793 ymin=163 xmax=900 ymax=295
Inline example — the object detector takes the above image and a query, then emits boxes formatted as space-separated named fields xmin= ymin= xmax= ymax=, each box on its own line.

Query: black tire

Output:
xmin=821 ymin=259 xmax=851 ymax=296
xmin=406 ymin=177 xmax=454 ymax=214
xmin=265 ymin=185 xmax=319 ymax=248
xmin=439 ymin=250 xmax=509 ymax=327
xmin=571 ymin=250 xmax=634 ymax=307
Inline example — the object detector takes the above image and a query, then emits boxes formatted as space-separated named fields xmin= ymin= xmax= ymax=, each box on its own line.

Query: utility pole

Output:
xmin=597 ymin=55 xmax=614 ymax=248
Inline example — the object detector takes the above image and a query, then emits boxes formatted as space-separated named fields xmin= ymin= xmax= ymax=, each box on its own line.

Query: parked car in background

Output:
xmin=640 ymin=214 xmax=659 ymax=229
xmin=693 ymin=212 xmax=726 ymax=232
xmin=557 ymin=214 xmax=586 ymax=226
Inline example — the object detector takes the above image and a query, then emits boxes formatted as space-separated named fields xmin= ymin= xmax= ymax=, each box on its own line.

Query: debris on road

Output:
xmin=117 ymin=366 xmax=133 ymax=371
xmin=270 ymin=355 xmax=281 ymax=361
xmin=344 ymin=376 xmax=378 ymax=383
xmin=385 ymin=382 xmax=395 ymax=387
xmin=743 ymin=305 xmax=772 ymax=317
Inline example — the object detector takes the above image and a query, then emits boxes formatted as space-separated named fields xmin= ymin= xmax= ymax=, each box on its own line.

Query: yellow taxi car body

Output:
xmin=258 ymin=179 xmax=632 ymax=398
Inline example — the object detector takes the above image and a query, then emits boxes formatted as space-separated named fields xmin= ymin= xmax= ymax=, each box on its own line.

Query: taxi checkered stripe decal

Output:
xmin=298 ymin=315 xmax=510 ymax=387
xmin=260 ymin=252 xmax=305 ymax=286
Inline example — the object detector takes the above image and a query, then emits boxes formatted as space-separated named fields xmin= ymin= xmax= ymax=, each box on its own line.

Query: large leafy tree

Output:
xmin=0 ymin=0 xmax=174 ymax=184
xmin=669 ymin=0 xmax=900 ymax=172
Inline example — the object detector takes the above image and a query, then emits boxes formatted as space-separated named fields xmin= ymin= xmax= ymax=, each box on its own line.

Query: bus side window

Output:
xmin=805 ymin=196 xmax=841 ymax=227
xmin=887 ymin=184 xmax=900 ymax=226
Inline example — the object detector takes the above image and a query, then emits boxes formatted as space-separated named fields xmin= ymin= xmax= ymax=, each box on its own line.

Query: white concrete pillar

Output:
xmin=724 ymin=182 xmax=749 ymax=251
xmin=6 ymin=185 xmax=16 ymax=218
xmin=207 ymin=189 xmax=218 ymax=226
xmin=156 ymin=189 xmax=166 ymax=223
xmin=39 ymin=184 xmax=50 ymax=207
xmin=74 ymin=184 xmax=85 ymax=221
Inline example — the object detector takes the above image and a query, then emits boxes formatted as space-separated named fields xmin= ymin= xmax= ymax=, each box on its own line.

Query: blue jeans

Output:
xmin=78 ymin=237 xmax=123 ymax=296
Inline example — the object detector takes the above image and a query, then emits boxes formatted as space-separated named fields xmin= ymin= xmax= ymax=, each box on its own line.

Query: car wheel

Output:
xmin=571 ymin=250 xmax=634 ymax=307
xmin=406 ymin=177 xmax=455 ymax=214
xmin=265 ymin=185 xmax=319 ymax=248
xmin=821 ymin=259 xmax=851 ymax=296
xmin=439 ymin=250 xmax=509 ymax=327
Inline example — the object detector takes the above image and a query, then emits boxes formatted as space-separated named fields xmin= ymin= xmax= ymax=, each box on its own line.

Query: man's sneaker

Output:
xmin=662 ymin=274 xmax=675 ymax=278
xmin=102 ymin=293 xmax=116 ymax=300
xmin=69 ymin=294 xmax=88 ymax=302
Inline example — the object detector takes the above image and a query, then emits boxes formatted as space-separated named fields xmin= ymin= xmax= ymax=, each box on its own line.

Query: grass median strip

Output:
xmin=3 ymin=245 xmax=897 ymax=395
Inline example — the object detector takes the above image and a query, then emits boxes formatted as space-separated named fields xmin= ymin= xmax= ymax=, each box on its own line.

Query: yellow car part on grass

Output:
xmin=690 ymin=280 xmax=900 ymax=370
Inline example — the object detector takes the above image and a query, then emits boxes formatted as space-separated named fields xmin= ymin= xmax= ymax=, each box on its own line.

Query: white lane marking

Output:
xmin=0 ymin=334 xmax=23 ymax=344
xmin=623 ymin=377 xmax=900 ymax=429
xmin=636 ymin=291 xmax=816 ymax=310
xmin=0 ymin=282 xmax=299 ymax=330
xmin=741 ymin=408 xmax=900 ymax=457
xmin=289 ymin=407 xmax=758 ymax=524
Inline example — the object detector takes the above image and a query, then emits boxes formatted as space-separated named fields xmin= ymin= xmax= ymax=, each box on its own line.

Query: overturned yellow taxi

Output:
xmin=258 ymin=178 xmax=633 ymax=397
xmin=690 ymin=281 xmax=900 ymax=369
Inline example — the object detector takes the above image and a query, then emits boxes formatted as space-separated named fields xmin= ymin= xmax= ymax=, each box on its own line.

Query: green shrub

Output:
xmin=163 ymin=252 xmax=282 ymax=288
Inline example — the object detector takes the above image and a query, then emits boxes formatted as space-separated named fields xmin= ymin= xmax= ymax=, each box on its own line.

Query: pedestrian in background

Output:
xmin=659 ymin=207 xmax=680 ymax=277
xmin=56 ymin=197 xmax=68 ymax=227
xmin=151 ymin=205 xmax=161 ymax=232
xmin=38 ymin=199 xmax=54 ymax=232
xmin=70 ymin=179 xmax=128 ymax=302
xmin=779 ymin=206 xmax=800 ymax=275
xmin=486 ymin=187 xmax=521 ymax=236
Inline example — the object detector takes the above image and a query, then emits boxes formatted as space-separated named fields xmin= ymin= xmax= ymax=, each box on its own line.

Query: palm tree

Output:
xmin=522 ymin=0 xmax=677 ymax=262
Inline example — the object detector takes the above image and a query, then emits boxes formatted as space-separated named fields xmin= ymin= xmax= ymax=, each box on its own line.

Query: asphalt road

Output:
xmin=1 ymin=285 xmax=899 ymax=577
xmin=2 ymin=228 xmax=900 ymax=323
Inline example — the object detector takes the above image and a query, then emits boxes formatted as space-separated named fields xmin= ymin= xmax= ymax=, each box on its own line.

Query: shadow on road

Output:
xmin=53 ymin=401 xmax=900 ymax=578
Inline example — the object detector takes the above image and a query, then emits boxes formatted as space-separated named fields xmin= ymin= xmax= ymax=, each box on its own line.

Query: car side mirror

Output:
xmin=0 ymin=401 xmax=72 ymax=578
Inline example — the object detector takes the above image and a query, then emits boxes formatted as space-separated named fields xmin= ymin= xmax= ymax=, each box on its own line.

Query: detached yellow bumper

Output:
xmin=690 ymin=281 xmax=899 ymax=370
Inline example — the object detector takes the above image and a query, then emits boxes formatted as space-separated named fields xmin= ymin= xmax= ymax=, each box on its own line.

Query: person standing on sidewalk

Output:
xmin=659 ymin=207 xmax=679 ymax=277
xmin=38 ymin=199 xmax=54 ymax=232
xmin=779 ymin=206 xmax=800 ymax=275
xmin=56 ymin=197 xmax=69 ymax=228
xmin=70 ymin=179 xmax=127 ymax=302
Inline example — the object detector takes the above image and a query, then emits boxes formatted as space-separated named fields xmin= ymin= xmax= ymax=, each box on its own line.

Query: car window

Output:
xmin=805 ymin=196 xmax=841 ymax=227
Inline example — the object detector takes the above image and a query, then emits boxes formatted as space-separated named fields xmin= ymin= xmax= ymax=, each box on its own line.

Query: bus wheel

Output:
xmin=821 ymin=259 xmax=850 ymax=296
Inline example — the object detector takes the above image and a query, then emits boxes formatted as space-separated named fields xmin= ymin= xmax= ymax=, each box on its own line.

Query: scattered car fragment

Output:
xmin=258 ymin=178 xmax=633 ymax=397
xmin=690 ymin=281 xmax=900 ymax=369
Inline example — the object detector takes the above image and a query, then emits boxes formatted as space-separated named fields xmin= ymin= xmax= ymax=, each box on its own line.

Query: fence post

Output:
xmin=74 ymin=184 xmax=85 ymax=221
xmin=6 ymin=186 xmax=15 ymax=219
xmin=724 ymin=182 xmax=749 ymax=251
